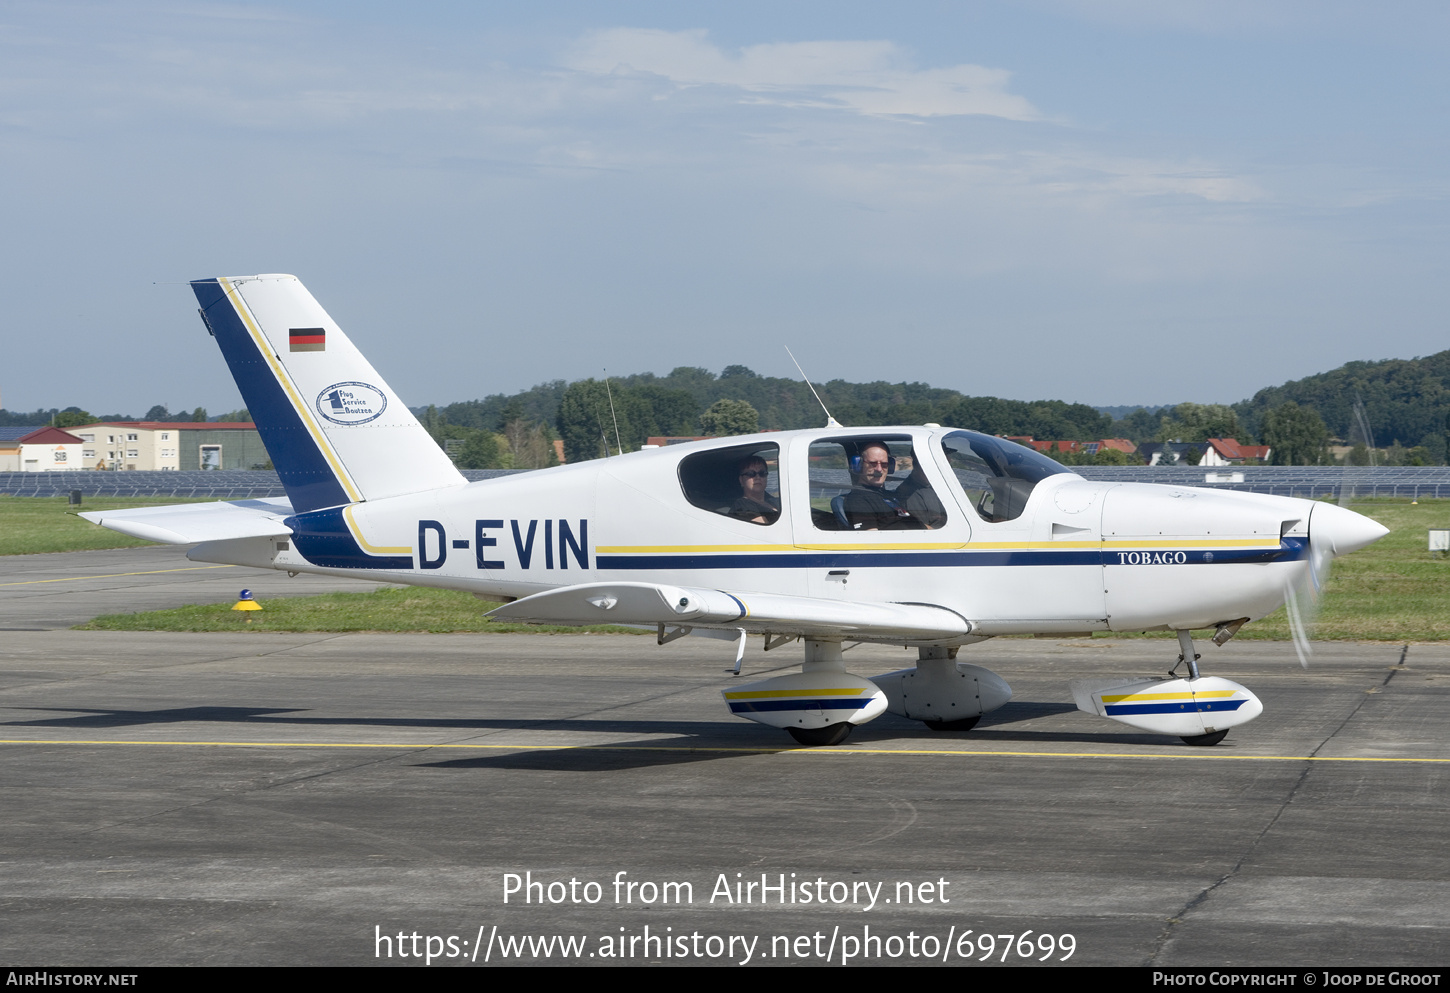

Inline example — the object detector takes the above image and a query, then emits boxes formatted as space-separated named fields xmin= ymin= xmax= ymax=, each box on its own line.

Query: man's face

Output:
xmin=740 ymin=460 xmax=768 ymax=500
xmin=859 ymin=446 xmax=891 ymax=488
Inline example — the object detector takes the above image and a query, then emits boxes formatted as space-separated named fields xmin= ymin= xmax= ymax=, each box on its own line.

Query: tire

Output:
xmin=1180 ymin=730 xmax=1229 ymax=746
xmin=923 ymin=716 xmax=981 ymax=732
xmin=787 ymin=722 xmax=854 ymax=746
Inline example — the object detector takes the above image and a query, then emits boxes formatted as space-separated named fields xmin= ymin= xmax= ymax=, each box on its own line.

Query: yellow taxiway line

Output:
xmin=0 ymin=565 xmax=236 ymax=588
xmin=0 ymin=739 xmax=1446 ymax=764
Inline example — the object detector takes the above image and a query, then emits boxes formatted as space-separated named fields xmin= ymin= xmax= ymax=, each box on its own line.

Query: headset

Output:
xmin=849 ymin=447 xmax=897 ymax=476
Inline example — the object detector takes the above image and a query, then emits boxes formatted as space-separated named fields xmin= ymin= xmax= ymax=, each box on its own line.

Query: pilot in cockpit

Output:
xmin=843 ymin=442 xmax=922 ymax=530
xmin=728 ymin=455 xmax=781 ymax=525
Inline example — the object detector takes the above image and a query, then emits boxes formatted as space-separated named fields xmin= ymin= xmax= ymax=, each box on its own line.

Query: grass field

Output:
xmin=1195 ymin=498 xmax=1450 ymax=643
xmin=42 ymin=496 xmax=1450 ymax=640
xmin=0 ymin=496 xmax=211 ymax=556
xmin=77 ymin=585 xmax=649 ymax=635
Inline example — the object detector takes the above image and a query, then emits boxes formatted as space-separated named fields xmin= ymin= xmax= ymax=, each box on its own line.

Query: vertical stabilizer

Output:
xmin=192 ymin=275 xmax=465 ymax=513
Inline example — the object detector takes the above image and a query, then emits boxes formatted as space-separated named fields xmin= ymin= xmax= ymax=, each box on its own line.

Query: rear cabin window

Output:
xmin=808 ymin=437 xmax=948 ymax=531
xmin=678 ymin=443 xmax=782 ymax=526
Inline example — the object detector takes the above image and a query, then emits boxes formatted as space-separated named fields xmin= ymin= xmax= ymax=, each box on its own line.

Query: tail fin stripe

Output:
xmin=192 ymin=278 xmax=356 ymax=512
xmin=219 ymin=278 xmax=362 ymax=504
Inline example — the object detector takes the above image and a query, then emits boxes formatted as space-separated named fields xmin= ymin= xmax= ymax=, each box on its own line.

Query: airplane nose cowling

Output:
xmin=1310 ymin=502 xmax=1390 ymax=557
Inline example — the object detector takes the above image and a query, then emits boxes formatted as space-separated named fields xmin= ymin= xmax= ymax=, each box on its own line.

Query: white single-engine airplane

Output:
xmin=83 ymin=275 xmax=1389 ymax=747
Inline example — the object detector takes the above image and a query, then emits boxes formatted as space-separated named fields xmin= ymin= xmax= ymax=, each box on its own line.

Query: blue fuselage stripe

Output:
xmin=596 ymin=541 xmax=1302 ymax=572
xmin=286 ymin=506 xmax=413 ymax=570
xmin=728 ymin=699 xmax=875 ymax=714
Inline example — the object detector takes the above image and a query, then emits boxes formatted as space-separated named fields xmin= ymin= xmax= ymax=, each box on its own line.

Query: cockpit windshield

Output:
xmin=939 ymin=431 xmax=1070 ymax=523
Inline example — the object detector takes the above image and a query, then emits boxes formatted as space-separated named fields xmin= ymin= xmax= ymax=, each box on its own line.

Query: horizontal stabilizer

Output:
xmin=487 ymin=582 xmax=972 ymax=641
xmin=79 ymin=498 xmax=295 ymax=545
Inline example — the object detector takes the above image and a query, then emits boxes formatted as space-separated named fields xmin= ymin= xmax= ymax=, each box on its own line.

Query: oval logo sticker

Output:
xmin=316 ymin=382 xmax=388 ymax=425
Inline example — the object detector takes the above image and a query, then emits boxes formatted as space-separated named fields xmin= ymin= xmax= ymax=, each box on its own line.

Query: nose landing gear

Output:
xmin=1070 ymin=630 xmax=1263 ymax=747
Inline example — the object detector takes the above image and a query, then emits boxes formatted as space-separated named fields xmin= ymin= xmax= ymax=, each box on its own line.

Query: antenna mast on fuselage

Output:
xmin=603 ymin=371 xmax=624 ymax=456
xmin=784 ymin=346 xmax=841 ymax=428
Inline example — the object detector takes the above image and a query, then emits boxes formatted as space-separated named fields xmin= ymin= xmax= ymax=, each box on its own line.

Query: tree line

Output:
xmin=0 ymin=405 xmax=251 ymax=427
xmin=418 ymin=354 xmax=1450 ymax=467
xmin=410 ymin=365 xmax=1122 ymax=467
xmin=1235 ymin=350 xmax=1450 ymax=465
xmin=10 ymin=347 xmax=1449 ymax=468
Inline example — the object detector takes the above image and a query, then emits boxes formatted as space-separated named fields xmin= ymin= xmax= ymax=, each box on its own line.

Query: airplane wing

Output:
xmin=78 ymin=498 xmax=295 ymax=545
xmin=486 ymin=581 xmax=973 ymax=641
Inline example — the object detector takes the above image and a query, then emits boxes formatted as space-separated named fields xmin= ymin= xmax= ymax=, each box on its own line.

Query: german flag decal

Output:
xmin=289 ymin=327 xmax=326 ymax=352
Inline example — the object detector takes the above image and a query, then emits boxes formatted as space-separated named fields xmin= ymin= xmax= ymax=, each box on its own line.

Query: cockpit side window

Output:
xmin=940 ymin=431 xmax=1069 ymax=522
xmin=678 ymin=443 xmax=782 ymax=526
xmin=808 ymin=437 xmax=948 ymax=531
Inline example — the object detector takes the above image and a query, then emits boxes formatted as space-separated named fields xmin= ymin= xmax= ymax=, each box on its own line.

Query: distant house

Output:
xmin=1138 ymin=442 xmax=1209 ymax=466
xmin=0 ymin=426 xmax=85 ymax=472
xmin=1205 ymin=438 xmax=1271 ymax=465
xmin=70 ymin=422 xmax=269 ymax=470
xmin=1010 ymin=437 xmax=1081 ymax=454
xmin=1007 ymin=437 xmax=1137 ymax=457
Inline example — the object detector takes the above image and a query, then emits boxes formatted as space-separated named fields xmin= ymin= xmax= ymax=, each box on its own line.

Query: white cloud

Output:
xmin=1019 ymin=152 xmax=1265 ymax=203
xmin=565 ymin=28 xmax=1040 ymax=121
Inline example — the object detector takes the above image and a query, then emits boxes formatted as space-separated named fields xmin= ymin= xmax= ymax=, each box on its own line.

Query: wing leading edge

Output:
xmin=486 ymin=581 xmax=973 ymax=642
xmin=78 ymin=499 xmax=295 ymax=545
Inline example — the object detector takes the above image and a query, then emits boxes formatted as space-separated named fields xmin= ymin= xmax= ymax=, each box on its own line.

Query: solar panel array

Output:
xmin=1072 ymin=465 xmax=1450 ymax=499
xmin=0 ymin=469 xmax=518 ymax=500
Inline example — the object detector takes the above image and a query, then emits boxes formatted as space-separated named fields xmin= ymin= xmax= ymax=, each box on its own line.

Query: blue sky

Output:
xmin=3 ymin=1 xmax=1448 ymax=417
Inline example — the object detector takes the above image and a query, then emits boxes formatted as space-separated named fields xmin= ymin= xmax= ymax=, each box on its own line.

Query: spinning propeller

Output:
xmin=1282 ymin=417 xmax=1389 ymax=667
xmin=1283 ymin=504 xmax=1339 ymax=667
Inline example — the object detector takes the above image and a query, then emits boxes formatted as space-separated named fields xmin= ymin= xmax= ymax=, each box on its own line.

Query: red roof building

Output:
xmin=17 ymin=427 xmax=87 ymax=446
xmin=1206 ymin=438 xmax=1271 ymax=464
xmin=1008 ymin=437 xmax=1137 ymax=456
xmin=0 ymin=427 xmax=86 ymax=472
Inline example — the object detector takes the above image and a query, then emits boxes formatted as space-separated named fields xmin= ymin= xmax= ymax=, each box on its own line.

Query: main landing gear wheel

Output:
xmin=787 ymin=722 xmax=854 ymax=746
xmin=1180 ymin=730 xmax=1229 ymax=747
xmin=923 ymin=716 xmax=980 ymax=732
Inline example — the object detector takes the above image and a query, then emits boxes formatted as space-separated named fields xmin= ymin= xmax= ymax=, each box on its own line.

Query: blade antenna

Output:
xmin=784 ymin=346 xmax=841 ymax=427
xmin=604 ymin=371 xmax=624 ymax=457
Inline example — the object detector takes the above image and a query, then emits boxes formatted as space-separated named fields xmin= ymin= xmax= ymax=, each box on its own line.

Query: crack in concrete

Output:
xmin=1141 ymin=645 xmax=1409 ymax=966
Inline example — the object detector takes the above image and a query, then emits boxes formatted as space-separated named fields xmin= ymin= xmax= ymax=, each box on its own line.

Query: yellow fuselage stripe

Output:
xmin=723 ymin=688 xmax=868 ymax=699
xmin=1101 ymin=690 xmax=1239 ymax=703
xmin=342 ymin=505 xmax=411 ymax=555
